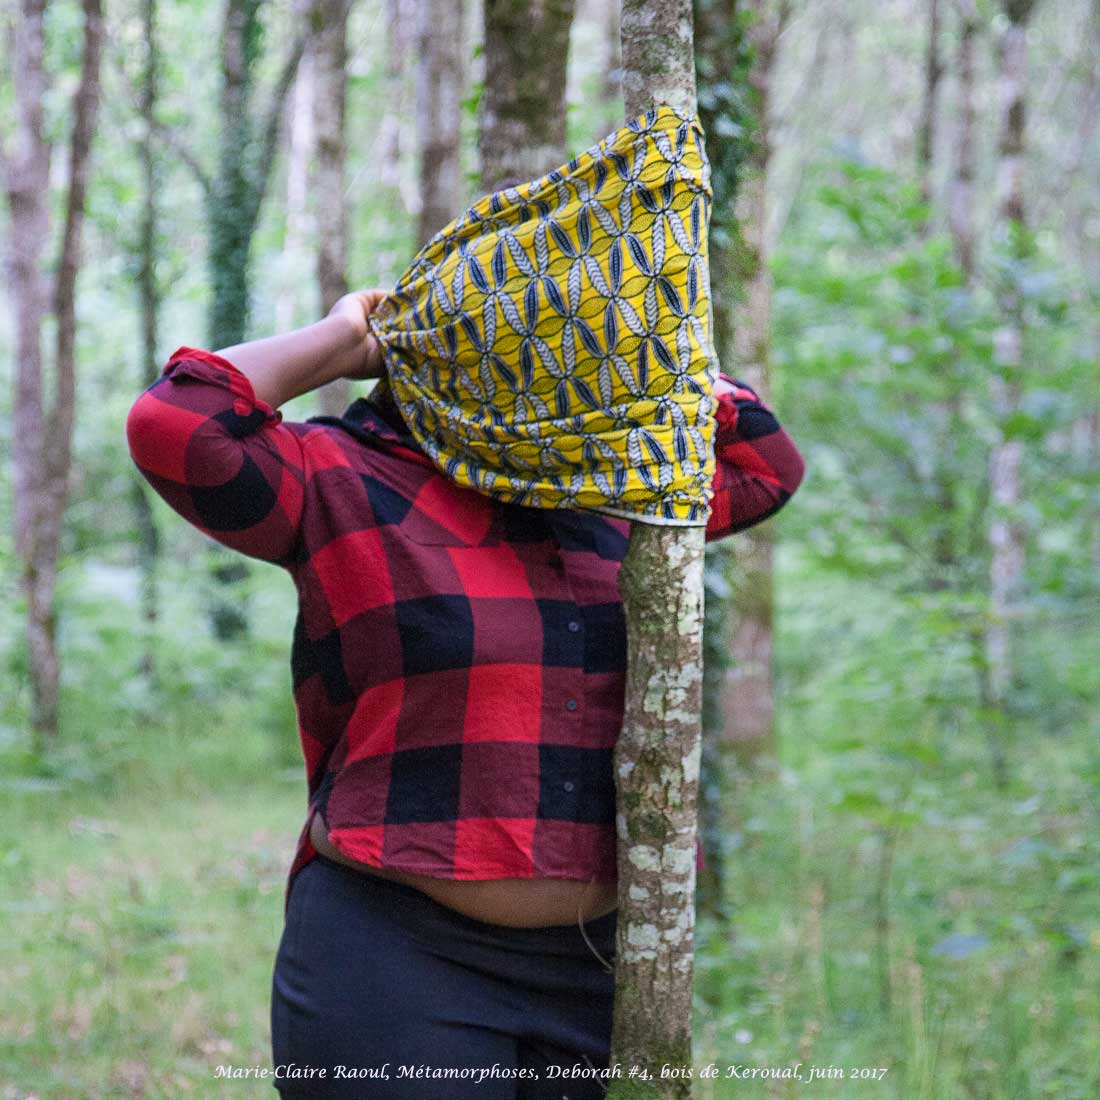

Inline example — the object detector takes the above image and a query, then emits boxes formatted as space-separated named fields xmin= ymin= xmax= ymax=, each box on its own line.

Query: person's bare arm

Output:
xmin=214 ymin=290 xmax=388 ymax=410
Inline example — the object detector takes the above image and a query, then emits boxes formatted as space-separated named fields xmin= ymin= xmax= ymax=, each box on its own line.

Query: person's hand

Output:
xmin=713 ymin=372 xmax=739 ymax=399
xmin=327 ymin=289 xmax=389 ymax=379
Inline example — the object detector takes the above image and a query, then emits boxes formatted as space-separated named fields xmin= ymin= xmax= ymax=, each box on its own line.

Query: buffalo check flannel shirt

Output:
xmin=126 ymin=347 xmax=805 ymax=913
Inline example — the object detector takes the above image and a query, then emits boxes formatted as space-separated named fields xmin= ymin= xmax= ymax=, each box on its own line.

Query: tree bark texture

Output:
xmin=986 ymin=0 xmax=1035 ymax=708
xmin=4 ymin=0 xmax=104 ymax=748
xmin=416 ymin=0 xmax=466 ymax=246
xmin=133 ymin=0 xmax=164 ymax=681
xmin=694 ymin=0 xmax=741 ymax=913
xmin=725 ymin=0 xmax=785 ymax=759
xmin=276 ymin=0 xmax=316 ymax=335
xmin=204 ymin=0 xmax=309 ymax=639
xmin=916 ymin=0 xmax=942 ymax=217
xmin=208 ymin=0 xmax=309 ymax=349
xmin=375 ymin=0 xmax=419 ymax=212
xmin=312 ymin=0 xmax=353 ymax=417
xmin=611 ymin=1 xmax=706 ymax=1094
xmin=479 ymin=0 xmax=577 ymax=190
xmin=948 ymin=0 xmax=979 ymax=280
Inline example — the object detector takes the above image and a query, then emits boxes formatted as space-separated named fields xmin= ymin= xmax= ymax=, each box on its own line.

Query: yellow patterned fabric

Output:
xmin=367 ymin=103 xmax=721 ymax=526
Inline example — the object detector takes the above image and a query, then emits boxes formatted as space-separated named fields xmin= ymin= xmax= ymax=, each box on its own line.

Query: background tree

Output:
xmin=479 ymin=0 xmax=577 ymax=189
xmin=3 ymin=0 xmax=104 ymax=748
xmin=130 ymin=0 xmax=165 ymax=682
xmin=311 ymin=0 xmax=353 ymax=417
xmin=721 ymin=0 xmax=790 ymax=761
xmin=275 ymin=0 xmax=318 ymax=335
xmin=916 ymin=0 xmax=943 ymax=217
xmin=694 ymin=0 xmax=790 ymax=918
xmin=985 ymin=0 xmax=1039 ymax=723
xmin=160 ymin=1 xmax=311 ymax=640
xmin=415 ymin=0 xmax=466 ymax=247
xmin=948 ymin=0 xmax=980 ymax=279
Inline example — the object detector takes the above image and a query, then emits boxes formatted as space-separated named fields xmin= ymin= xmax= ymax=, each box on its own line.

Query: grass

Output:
xmin=1 ymin=777 xmax=302 ymax=1099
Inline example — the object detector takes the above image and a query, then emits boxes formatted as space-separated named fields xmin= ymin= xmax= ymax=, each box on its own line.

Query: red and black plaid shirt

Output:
xmin=126 ymin=347 xmax=804 ymax=912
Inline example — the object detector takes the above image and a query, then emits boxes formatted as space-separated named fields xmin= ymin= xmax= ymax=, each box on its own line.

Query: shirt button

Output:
xmin=563 ymin=781 xmax=575 ymax=792
xmin=567 ymin=620 xmax=581 ymax=633
xmin=565 ymin=698 xmax=578 ymax=711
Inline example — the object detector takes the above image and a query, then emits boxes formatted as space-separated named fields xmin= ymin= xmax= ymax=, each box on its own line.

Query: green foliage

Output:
xmin=775 ymin=157 xmax=1097 ymax=620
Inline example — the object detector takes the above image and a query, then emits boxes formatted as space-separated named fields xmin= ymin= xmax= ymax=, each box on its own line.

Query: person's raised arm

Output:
xmin=125 ymin=291 xmax=389 ymax=567
xmin=214 ymin=290 xmax=388 ymax=409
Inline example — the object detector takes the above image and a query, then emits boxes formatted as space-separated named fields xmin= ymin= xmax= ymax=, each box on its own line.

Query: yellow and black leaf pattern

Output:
xmin=367 ymin=103 xmax=721 ymax=526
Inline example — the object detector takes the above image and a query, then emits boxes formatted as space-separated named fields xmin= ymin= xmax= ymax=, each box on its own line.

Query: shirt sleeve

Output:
xmin=704 ymin=372 xmax=805 ymax=543
xmin=125 ymin=346 xmax=308 ymax=568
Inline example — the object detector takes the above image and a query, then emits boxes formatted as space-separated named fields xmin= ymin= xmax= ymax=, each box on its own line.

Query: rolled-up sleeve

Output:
xmin=704 ymin=372 xmax=805 ymax=543
xmin=125 ymin=346 xmax=308 ymax=567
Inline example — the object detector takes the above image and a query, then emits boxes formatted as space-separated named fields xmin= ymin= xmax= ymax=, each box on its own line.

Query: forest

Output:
xmin=2 ymin=0 xmax=1098 ymax=1096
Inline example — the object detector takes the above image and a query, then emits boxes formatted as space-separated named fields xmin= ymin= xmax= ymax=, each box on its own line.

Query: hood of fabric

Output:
xmin=365 ymin=102 xmax=722 ymax=527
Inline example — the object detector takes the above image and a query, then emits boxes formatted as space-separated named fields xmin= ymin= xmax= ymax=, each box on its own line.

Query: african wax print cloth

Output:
xmin=366 ymin=103 xmax=721 ymax=526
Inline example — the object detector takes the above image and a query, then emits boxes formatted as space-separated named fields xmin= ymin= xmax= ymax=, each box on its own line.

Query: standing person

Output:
xmin=125 ymin=108 xmax=804 ymax=1099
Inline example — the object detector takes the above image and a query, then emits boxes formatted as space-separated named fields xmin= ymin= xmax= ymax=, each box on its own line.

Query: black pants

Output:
xmin=270 ymin=853 xmax=618 ymax=1099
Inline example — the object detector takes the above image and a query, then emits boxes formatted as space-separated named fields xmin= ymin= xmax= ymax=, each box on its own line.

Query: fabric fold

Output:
xmin=367 ymin=103 xmax=722 ymax=526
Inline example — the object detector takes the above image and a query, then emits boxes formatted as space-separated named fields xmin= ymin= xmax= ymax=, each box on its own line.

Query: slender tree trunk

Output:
xmin=726 ymin=0 xmax=785 ymax=761
xmin=276 ymin=0 xmax=316 ymax=335
xmin=916 ymin=0 xmax=942 ymax=219
xmin=948 ymin=0 xmax=978 ymax=280
xmin=416 ymin=0 xmax=466 ymax=246
xmin=133 ymin=0 xmax=164 ymax=681
xmin=203 ymin=1 xmax=309 ymax=640
xmin=694 ymin=0 xmax=761 ymax=916
xmin=1078 ymin=5 xmax=1100 ymax=574
xmin=312 ymin=0 xmax=353 ymax=417
xmin=611 ymin=3 xmax=706 ymax=1094
xmin=947 ymin=0 xmax=1007 ymax=780
xmin=7 ymin=0 xmax=54 ymax=745
xmin=376 ymin=0 xmax=419 ymax=212
xmin=601 ymin=0 xmax=623 ymax=131
xmin=4 ymin=0 xmax=104 ymax=749
xmin=986 ymin=0 xmax=1036 ymax=715
xmin=479 ymin=0 xmax=576 ymax=189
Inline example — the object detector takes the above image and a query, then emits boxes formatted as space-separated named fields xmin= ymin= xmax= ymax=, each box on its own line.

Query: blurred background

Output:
xmin=1 ymin=0 xmax=1098 ymax=1096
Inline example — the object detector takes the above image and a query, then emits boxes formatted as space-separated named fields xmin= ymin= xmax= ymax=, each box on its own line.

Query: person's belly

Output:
xmin=309 ymin=813 xmax=618 ymax=929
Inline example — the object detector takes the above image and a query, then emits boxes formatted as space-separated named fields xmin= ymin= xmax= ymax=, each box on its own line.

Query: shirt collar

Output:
xmin=306 ymin=380 xmax=437 ymax=469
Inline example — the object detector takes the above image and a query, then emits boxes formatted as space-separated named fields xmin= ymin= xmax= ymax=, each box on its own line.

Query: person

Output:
xmin=126 ymin=101 xmax=805 ymax=1097
xmin=125 ymin=288 xmax=803 ymax=1098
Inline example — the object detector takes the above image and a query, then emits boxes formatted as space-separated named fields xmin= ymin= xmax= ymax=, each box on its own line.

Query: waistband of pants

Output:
xmin=304 ymin=851 xmax=618 ymax=952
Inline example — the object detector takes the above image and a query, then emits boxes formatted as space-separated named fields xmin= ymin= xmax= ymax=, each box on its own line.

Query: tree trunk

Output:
xmin=725 ymin=0 xmax=785 ymax=761
xmin=416 ymin=0 xmax=467 ymax=246
xmin=601 ymin=0 xmax=624 ymax=131
xmin=4 ymin=0 xmax=104 ymax=750
xmin=312 ymin=0 xmax=353 ymax=417
xmin=986 ymin=0 xmax=1036 ymax=715
xmin=694 ymin=0 xmax=759 ymax=916
xmin=276 ymin=0 xmax=316 ymax=335
xmin=376 ymin=0 xmax=419 ymax=213
xmin=479 ymin=0 xmax=577 ymax=190
xmin=204 ymin=0 xmax=309 ymax=640
xmin=133 ymin=0 xmax=164 ymax=682
xmin=916 ymin=0 xmax=942 ymax=219
xmin=611 ymin=3 xmax=705 ymax=1094
xmin=948 ymin=0 xmax=978 ymax=280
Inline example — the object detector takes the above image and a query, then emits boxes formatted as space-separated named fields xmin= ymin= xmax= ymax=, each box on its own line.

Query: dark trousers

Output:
xmin=270 ymin=853 xmax=618 ymax=1099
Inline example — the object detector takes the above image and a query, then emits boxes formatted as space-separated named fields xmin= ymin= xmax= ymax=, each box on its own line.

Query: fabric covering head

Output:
xmin=366 ymin=103 xmax=721 ymax=526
